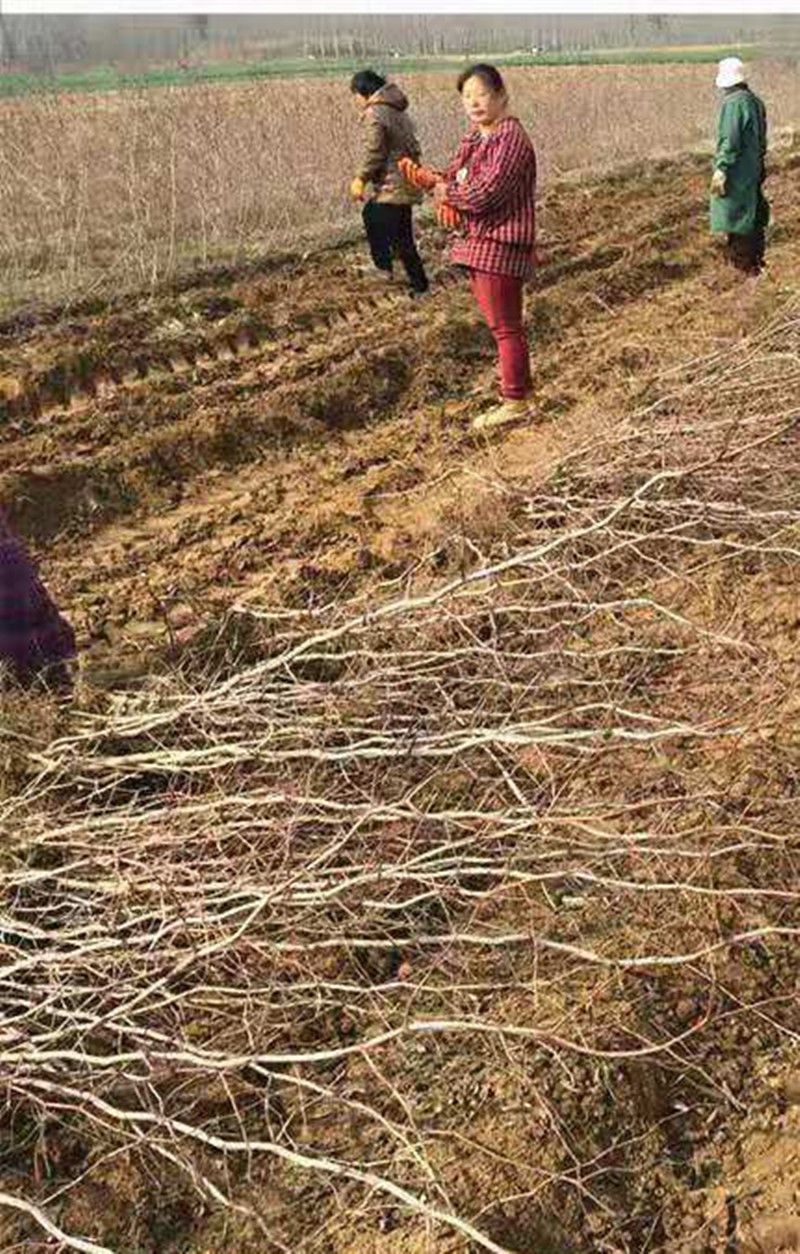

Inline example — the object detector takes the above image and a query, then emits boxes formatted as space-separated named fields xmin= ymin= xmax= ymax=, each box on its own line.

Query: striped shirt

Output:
xmin=444 ymin=116 xmax=537 ymax=279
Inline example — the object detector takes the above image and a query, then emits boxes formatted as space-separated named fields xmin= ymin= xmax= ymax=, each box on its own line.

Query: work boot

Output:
xmin=471 ymin=397 xmax=535 ymax=433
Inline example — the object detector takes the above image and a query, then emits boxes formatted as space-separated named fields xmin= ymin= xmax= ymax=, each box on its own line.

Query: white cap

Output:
xmin=716 ymin=57 xmax=746 ymax=89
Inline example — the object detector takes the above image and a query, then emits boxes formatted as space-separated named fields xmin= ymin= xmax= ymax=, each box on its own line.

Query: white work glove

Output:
xmin=710 ymin=169 xmax=727 ymax=197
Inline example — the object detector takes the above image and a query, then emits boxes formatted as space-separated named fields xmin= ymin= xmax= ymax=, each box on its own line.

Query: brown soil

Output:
xmin=2 ymin=151 xmax=796 ymax=689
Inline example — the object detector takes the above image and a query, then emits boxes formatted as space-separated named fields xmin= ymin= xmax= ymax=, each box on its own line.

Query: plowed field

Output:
xmin=0 ymin=151 xmax=794 ymax=684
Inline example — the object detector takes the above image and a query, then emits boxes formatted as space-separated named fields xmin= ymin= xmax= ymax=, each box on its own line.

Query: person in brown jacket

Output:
xmin=349 ymin=70 xmax=429 ymax=295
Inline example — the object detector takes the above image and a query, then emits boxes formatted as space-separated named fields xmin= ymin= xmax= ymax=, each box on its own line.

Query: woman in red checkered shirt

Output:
xmin=408 ymin=65 xmax=537 ymax=432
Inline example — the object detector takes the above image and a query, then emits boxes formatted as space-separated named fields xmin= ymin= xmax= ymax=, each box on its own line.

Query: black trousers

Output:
xmin=726 ymin=227 xmax=766 ymax=274
xmin=726 ymin=191 xmax=769 ymax=275
xmin=362 ymin=202 xmax=428 ymax=293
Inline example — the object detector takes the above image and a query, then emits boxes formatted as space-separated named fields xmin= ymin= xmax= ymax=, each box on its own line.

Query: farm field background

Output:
xmin=1 ymin=59 xmax=799 ymax=316
xmin=0 ymin=52 xmax=799 ymax=1254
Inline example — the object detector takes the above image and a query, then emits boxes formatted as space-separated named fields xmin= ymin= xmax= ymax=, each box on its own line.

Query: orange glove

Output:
xmin=398 ymin=156 xmax=441 ymax=192
xmin=350 ymin=176 xmax=366 ymax=201
xmin=436 ymin=201 xmax=463 ymax=230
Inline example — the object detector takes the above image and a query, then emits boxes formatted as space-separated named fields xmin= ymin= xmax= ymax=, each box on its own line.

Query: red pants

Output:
xmin=470 ymin=271 xmax=532 ymax=400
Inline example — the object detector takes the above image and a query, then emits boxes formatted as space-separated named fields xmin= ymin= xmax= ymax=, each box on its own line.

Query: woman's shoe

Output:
xmin=471 ymin=397 xmax=535 ymax=433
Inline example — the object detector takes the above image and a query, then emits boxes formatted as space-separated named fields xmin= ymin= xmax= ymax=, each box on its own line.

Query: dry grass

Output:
xmin=1 ymin=60 xmax=798 ymax=315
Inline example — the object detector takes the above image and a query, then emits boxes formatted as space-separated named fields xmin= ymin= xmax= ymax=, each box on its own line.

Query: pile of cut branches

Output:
xmin=2 ymin=303 xmax=799 ymax=1253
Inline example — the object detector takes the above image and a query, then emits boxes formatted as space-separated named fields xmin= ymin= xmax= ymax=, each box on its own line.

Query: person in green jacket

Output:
xmin=710 ymin=57 xmax=769 ymax=275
